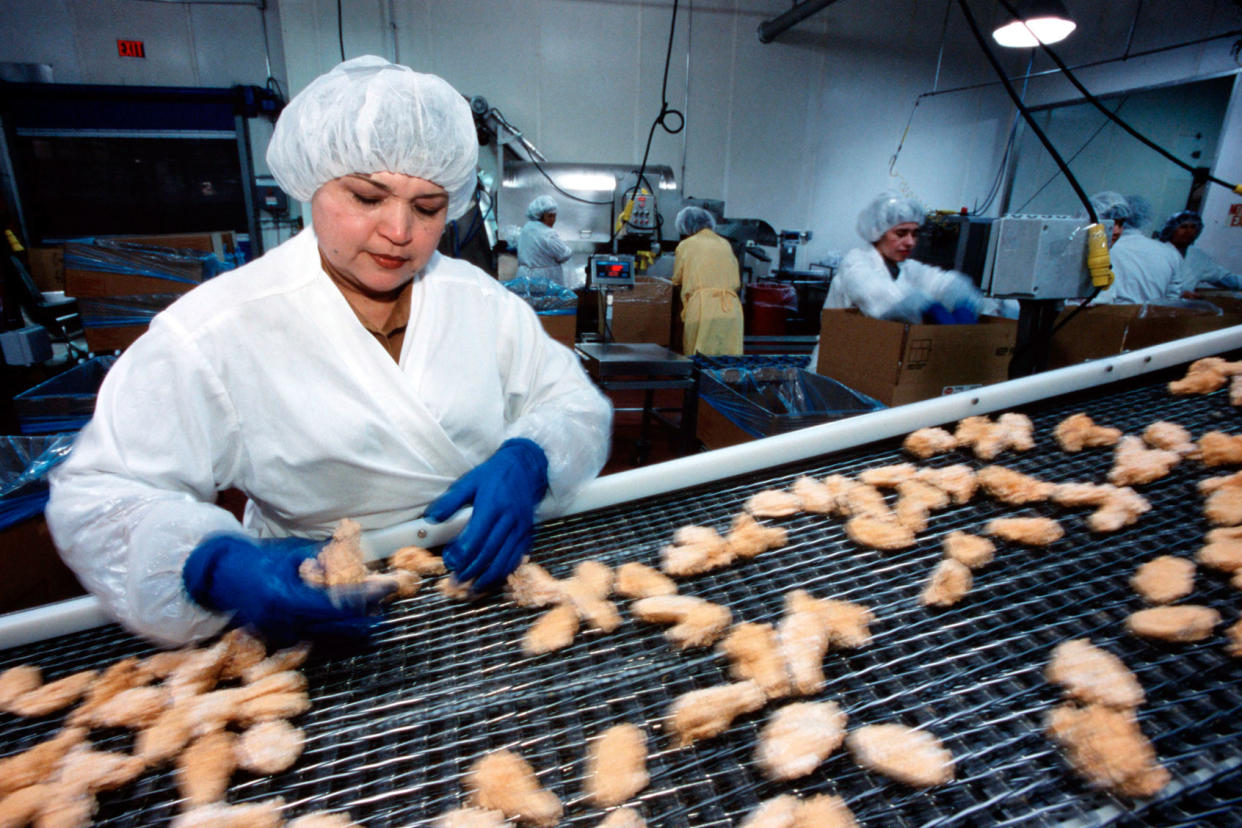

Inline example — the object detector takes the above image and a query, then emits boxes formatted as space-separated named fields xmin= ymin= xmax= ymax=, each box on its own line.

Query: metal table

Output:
xmin=576 ymin=342 xmax=700 ymax=463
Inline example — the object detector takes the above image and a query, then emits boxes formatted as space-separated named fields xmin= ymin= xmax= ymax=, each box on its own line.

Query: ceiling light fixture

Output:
xmin=992 ymin=0 xmax=1077 ymax=48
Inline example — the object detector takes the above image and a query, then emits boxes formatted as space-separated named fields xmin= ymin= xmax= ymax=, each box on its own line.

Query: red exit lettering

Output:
xmin=117 ymin=40 xmax=146 ymax=59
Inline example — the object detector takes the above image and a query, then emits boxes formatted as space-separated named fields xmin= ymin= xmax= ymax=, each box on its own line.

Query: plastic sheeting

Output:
xmin=78 ymin=294 xmax=183 ymax=328
xmin=501 ymin=275 xmax=579 ymax=313
xmin=12 ymin=356 xmax=116 ymax=434
xmin=63 ymin=238 xmax=241 ymax=284
xmin=0 ymin=434 xmax=75 ymax=530
xmin=700 ymin=363 xmax=884 ymax=439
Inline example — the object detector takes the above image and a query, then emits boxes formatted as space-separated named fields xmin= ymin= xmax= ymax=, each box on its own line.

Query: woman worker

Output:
xmin=672 ymin=206 xmax=743 ymax=355
xmin=45 ymin=56 xmax=612 ymax=647
xmin=1159 ymin=209 xmax=1242 ymax=293
xmin=824 ymin=192 xmax=982 ymax=324
xmin=1090 ymin=191 xmax=1181 ymax=303
xmin=515 ymin=196 xmax=573 ymax=286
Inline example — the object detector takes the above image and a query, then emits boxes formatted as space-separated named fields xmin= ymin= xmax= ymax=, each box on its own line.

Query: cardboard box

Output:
xmin=697 ymin=400 xmax=753 ymax=450
xmin=0 ymin=516 xmax=86 ymax=613
xmin=539 ymin=312 xmax=576 ymax=348
xmin=111 ymin=231 xmax=238 ymax=258
xmin=27 ymin=247 xmax=65 ymax=292
xmin=83 ymin=325 xmax=148 ymax=353
xmin=602 ymin=277 xmax=674 ymax=346
xmin=1047 ymin=304 xmax=1242 ymax=368
xmin=817 ymin=309 xmax=1017 ymax=406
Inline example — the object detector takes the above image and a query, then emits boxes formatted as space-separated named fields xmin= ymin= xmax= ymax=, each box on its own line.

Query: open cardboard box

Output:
xmin=817 ymin=308 xmax=1018 ymax=406
xmin=1047 ymin=303 xmax=1242 ymax=368
xmin=602 ymin=276 xmax=674 ymax=347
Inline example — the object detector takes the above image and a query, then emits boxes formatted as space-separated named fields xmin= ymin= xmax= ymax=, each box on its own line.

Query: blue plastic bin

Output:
xmin=12 ymin=355 xmax=116 ymax=434
xmin=699 ymin=365 xmax=884 ymax=440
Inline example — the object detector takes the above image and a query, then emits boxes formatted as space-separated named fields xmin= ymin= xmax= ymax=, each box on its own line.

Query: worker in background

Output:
xmin=672 ymin=206 xmax=743 ymax=355
xmin=45 ymin=56 xmax=612 ymax=647
xmin=1159 ymin=209 xmax=1242 ymax=294
xmin=515 ymin=195 xmax=573 ymax=286
xmin=824 ymin=192 xmax=982 ymax=324
xmin=1091 ymin=191 xmax=1182 ymax=303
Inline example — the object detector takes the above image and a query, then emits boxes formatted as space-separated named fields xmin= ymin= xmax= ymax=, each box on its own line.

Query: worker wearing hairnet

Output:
xmin=824 ymin=192 xmax=982 ymax=324
xmin=1159 ymin=210 xmax=1242 ymax=293
xmin=46 ymin=56 xmax=612 ymax=647
xmin=515 ymin=196 xmax=573 ymax=286
xmin=672 ymin=206 xmax=743 ymax=355
xmin=1091 ymin=192 xmax=1181 ymax=303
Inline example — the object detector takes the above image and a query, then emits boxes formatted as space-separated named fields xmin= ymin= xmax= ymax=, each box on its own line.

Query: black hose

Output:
xmin=956 ymin=0 xmax=1097 ymax=223
xmin=997 ymin=0 xmax=1241 ymax=195
xmin=617 ymin=0 xmax=685 ymax=244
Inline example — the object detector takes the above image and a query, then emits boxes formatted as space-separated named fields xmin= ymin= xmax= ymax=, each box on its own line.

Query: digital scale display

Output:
xmin=589 ymin=255 xmax=635 ymax=289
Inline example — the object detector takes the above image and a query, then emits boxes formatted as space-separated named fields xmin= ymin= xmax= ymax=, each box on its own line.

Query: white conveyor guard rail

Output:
xmin=4 ymin=325 xmax=1241 ymax=650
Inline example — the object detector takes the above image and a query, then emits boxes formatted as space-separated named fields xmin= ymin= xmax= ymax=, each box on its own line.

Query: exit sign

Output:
xmin=117 ymin=40 xmax=145 ymax=58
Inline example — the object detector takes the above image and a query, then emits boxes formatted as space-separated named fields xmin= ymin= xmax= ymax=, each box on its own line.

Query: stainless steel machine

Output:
xmin=2 ymin=328 xmax=1241 ymax=825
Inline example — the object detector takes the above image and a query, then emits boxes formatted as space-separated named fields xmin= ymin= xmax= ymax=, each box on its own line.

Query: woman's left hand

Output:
xmin=423 ymin=438 xmax=550 ymax=592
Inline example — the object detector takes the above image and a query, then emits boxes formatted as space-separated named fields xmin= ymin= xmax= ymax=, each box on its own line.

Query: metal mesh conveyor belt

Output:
xmin=3 ymin=360 xmax=1242 ymax=827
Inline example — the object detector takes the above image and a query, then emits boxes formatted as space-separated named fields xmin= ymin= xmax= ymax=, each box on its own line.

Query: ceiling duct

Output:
xmin=757 ymin=0 xmax=842 ymax=44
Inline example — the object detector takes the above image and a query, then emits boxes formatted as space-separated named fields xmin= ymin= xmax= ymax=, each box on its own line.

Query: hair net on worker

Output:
xmin=856 ymin=192 xmax=925 ymax=243
xmin=526 ymin=196 xmax=559 ymax=221
xmin=1159 ymin=210 xmax=1204 ymax=242
xmin=1089 ymin=191 xmax=1133 ymax=224
xmin=1121 ymin=194 xmax=1153 ymax=231
xmin=676 ymin=206 xmax=716 ymax=236
xmin=266 ymin=55 xmax=479 ymax=220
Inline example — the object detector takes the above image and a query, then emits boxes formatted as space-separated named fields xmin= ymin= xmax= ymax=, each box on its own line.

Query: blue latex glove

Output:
xmin=950 ymin=303 xmax=979 ymax=324
xmin=424 ymin=438 xmax=549 ymax=592
xmin=183 ymin=534 xmax=381 ymax=647
xmin=923 ymin=302 xmax=955 ymax=325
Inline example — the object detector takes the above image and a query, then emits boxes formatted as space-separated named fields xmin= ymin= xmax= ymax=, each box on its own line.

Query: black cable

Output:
xmin=485 ymin=106 xmax=612 ymax=207
xmin=1014 ymin=97 xmax=1128 ymax=213
xmin=616 ymin=0 xmax=685 ymax=244
xmin=956 ymin=0 xmax=1097 ymax=223
xmin=337 ymin=0 xmax=345 ymax=61
xmin=997 ymin=0 xmax=1240 ymax=194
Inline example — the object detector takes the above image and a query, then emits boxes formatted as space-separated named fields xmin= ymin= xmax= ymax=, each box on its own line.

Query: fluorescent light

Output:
xmin=992 ymin=0 xmax=1077 ymax=48
xmin=993 ymin=15 xmax=1076 ymax=47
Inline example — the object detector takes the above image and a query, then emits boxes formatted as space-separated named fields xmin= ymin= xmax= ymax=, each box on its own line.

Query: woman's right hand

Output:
xmin=182 ymin=534 xmax=381 ymax=647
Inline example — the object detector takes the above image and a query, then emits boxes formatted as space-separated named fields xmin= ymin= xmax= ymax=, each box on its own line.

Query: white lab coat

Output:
xmin=1099 ymin=229 xmax=1182 ymax=303
xmin=515 ymin=220 xmax=573 ymax=285
xmin=824 ymin=245 xmax=980 ymax=323
xmin=1177 ymin=245 xmax=1242 ymax=292
xmin=46 ymin=226 xmax=612 ymax=645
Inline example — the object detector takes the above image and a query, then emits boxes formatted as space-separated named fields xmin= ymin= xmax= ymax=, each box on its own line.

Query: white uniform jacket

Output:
xmin=1100 ymin=230 xmax=1183 ymax=303
xmin=515 ymin=220 xmax=573 ymax=285
xmin=1178 ymin=245 xmax=1242 ymax=292
xmin=46 ymin=227 xmax=612 ymax=645
xmin=824 ymin=245 xmax=979 ymax=323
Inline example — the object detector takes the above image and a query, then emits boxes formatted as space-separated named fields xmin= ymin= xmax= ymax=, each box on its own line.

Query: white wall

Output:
xmin=2 ymin=0 xmax=1240 ymax=268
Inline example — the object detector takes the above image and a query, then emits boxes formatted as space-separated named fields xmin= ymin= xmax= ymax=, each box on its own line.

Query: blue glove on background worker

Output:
xmin=183 ymin=534 xmax=381 ymax=646
xmin=424 ymin=438 xmax=549 ymax=592
xmin=923 ymin=302 xmax=979 ymax=324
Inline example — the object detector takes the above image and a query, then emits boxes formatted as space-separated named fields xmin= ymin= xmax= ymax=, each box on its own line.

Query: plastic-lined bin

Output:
xmin=694 ymin=354 xmax=812 ymax=372
xmin=698 ymin=365 xmax=883 ymax=447
xmin=64 ymin=238 xmax=238 ymax=294
xmin=0 ymin=434 xmax=75 ymax=530
xmin=0 ymin=434 xmax=86 ymax=611
xmin=12 ymin=355 xmax=116 ymax=434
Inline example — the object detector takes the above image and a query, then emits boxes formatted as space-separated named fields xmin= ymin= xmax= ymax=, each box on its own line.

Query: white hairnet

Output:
xmin=856 ymin=192 xmax=925 ymax=243
xmin=526 ymin=195 xmax=559 ymax=221
xmin=1158 ymin=210 xmax=1203 ymax=242
xmin=266 ymin=55 xmax=479 ymax=220
xmin=1089 ymin=191 xmax=1130 ymax=223
xmin=676 ymin=206 xmax=715 ymax=236
xmin=1121 ymin=194 xmax=1153 ymax=231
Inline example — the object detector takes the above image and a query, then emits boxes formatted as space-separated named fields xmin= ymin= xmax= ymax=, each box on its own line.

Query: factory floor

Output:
xmin=599 ymin=387 xmax=698 ymax=475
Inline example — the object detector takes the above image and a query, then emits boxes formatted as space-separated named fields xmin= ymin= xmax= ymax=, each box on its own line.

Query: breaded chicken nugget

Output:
xmin=1046 ymin=639 xmax=1144 ymax=709
xmin=1130 ymin=556 xmax=1194 ymax=605
xmin=614 ymin=562 xmax=677 ymax=599
xmin=745 ymin=489 xmax=802 ymax=518
xmin=583 ymin=723 xmax=648 ymax=807
xmin=985 ymin=516 xmax=1064 ymax=546
xmin=1126 ymin=606 xmax=1219 ymax=642
xmin=718 ymin=623 xmax=791 ymax=699
xmin=846 ymin=724 xmax=954 ymax=787
xmin=1046 ymin=703 xmax=1168 ymax=797
xmin=466 ymin=750 xmax=562 ymax=828
xmin=755 ymin=701 xmax=847 ymax=781
xmin=1054 ymin=413 xmax=1122 ymax=452
xmin=667 ymin=681 xmax=765 ymax=747
xmin=903 ymin=427 xmax=958 ymax=459
xmin=919 ymin=559 xmax=972 ymax=607
xmin=942 ymin=531 xmax=994 ymax=569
